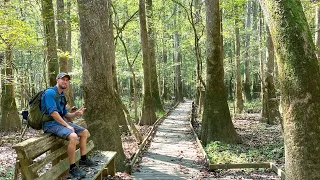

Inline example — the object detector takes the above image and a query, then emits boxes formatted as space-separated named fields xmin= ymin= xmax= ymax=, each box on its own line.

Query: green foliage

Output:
xmin=155 ymin=110 xmax=166 ymax=119
xmin=205 ymin=141 xmax=284 ymax=164
xmin=0 ymin=167 xmax=14 ymax=180
xmin=0 ymin=1 xmax=38 ymax=49
xmin=244 ymin=99 xmax=262 ymax=110
xmin=206 ymin=141 xmax=247 ymax=164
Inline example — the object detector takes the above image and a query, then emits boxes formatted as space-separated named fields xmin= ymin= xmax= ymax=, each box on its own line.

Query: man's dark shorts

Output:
xmin=43 ymin=122 xmax=86 ymax=139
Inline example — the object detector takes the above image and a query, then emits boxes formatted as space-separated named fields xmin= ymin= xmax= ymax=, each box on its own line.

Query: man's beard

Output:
xmin=58 ymin=84 xmax=67 ymax=89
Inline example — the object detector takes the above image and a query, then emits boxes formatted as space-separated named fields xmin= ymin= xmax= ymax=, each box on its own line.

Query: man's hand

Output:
xmin=66 ymin=125 xmax=75 ymax=132
xmin=74 ymin=105 xmax=86 ymax=116
xmin=70 ymin=106 xmax=77 ymax=113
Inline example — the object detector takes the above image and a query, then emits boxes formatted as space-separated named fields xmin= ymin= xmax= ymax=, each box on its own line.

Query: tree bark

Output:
xmin=161 ymin=48 xmax=169 ymax=100
xmin=139 ymin=0 xmax=156 ymax=125
xmin=315 ymin=4 xmax=320 ymax=61
xmin=65 ymin=0 xmax=74 ymax=108
xmin=147 ymin=0 xmax=164 ymax=112
xmin=259 ymin=7 xmax=266 ymax=122
xmin=41 ymin=0 xmax=59 ymax=86
xmin=57 ymin=0 xmax=73 ymax=109
xmin=1 ymin=44 xmax=21 ymax=131
xmin=244 ymin=0 xmax=252 ymax=101
xmin=201 ymin=0 xmax=240 ymax=146
xmin=260 ymin=0 xmax=320 ymax=178
xmin=235 ymin=5 xmax=244 ymax=113
xmin=261 ymin=26 xmax=281 ymax=125
xmin=77 ymin=0 xmax=126 ymax=171
xmin=251 ymin=1 xmax=260 ymax=99
xmin=57 ymin=0 xmax=67 ymax=72
xmin=174 ymin=32 xmax=183 ymax=103
xmin=173 ymin=4 xmax=183 ymax=104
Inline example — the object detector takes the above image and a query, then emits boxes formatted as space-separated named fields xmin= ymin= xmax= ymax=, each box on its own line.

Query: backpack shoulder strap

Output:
xmin=49 ymin=87 xmax=67 ymax=109
xmin=46 ymin=87 xmax=59 ymax=100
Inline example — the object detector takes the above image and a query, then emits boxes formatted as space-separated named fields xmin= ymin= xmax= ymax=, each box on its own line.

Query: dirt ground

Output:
xmin=0 ymin=112 xmax=284 ymax=180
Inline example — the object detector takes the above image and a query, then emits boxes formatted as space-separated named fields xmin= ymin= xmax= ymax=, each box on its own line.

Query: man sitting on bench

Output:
xmin=41 ymin=72 xmax=94 ymax=178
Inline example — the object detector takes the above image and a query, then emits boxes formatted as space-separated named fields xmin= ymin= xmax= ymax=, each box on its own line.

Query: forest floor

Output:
xmin=0 ymin=107 xmax=284 ymax=179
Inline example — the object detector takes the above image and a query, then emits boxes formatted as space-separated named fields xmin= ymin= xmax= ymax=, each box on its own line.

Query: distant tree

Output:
xmin=201 ymin=0 xmax=240 ymax=145
xmin=260 ymin=0 xmax=320 ymax=178
xmin=173 ymin=4 xmax=183 ymax=103
xmin=234 ymin=4 xmax=244 ymax=113
xmin=139 ymin=0 xmax=157 ymax=125
xmin=315 ymin=2 xmax=320 ymax=61
xmin=65 ymin=0 xmax=75 ymax=107
xmin=41 ymin=0 xmax=59 ymax=86
xmin=0 ymin=42 xmax=21 ymax=131
xmin=261 ymin=26 xmax=280 ymax=124
xmin=0 ymin=0 xmax=36 ymax=130
xmin=244 ymin=0 xmax=252 ymax=101
xmin=147 ymin=0 xmax=164 ymax=112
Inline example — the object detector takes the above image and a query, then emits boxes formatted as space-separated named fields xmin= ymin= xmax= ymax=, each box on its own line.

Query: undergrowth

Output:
xmin=0 ymin=167 xmax=14 ymax=180
xmin=205 ymin=141 xmax=284 ymax=164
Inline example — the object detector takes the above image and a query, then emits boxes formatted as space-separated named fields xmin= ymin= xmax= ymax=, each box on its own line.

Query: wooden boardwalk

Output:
xmin=132 ymin=101 xmax=206 ymax=179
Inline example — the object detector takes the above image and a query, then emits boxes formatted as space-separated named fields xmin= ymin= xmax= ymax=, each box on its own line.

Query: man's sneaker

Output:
xmin=69 ymin=166 xmax=86 ymax=178
xmin=79 ymin=158 xmax=95 ymax=167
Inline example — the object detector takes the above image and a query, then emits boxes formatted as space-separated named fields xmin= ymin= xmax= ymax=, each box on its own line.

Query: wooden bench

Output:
xmin=13 ymin=122 xmax=117 ymax=180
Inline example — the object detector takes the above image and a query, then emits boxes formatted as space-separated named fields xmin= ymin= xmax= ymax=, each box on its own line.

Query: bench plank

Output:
xmin=29 ymin=143 xmax=68 ymax=173
xmin=82 ymin=151 xmax=117 ymax=180
xmin=35 ymin=140 xmax=94 ymax=180
xmin=13 ymin=134 xmax=65 ymax=160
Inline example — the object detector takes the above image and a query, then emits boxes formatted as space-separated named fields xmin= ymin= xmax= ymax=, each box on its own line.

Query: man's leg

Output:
xmin=43 ymin=124 xmax=86 ymax=178
xmin=67 ymin=123 xmax=94 ymax=166
xmin=77 ymin=129 xmax=89 ymax=156
xmin=66 ymin=132 xmax=78 ymax=164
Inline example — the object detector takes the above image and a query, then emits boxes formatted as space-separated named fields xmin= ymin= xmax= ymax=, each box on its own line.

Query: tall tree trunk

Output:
xmin=261 ymin=26 xmax=280 ymax=124
xmin=161 ymin=48 xmax=169 ymax=100
xmin=173 ymin=33 xmax=183 ymax=103
xmin=201 ymin=0 xmax=239 ymax=146
xmin=41 ymin=0 xmax=59 ymax=86
xmin=147 ymin=0 xmax=164 ymax=112
xmin=57 ymin=0 xmax=73 ymax=109
xmin=244 ymin=0 xmax=252 ymax=101
xmin=139 ymin=0 xmax=156 ymax=125
xmin=57 ymin=0 xmax=67 ymax=72
xmin=1 ymin=44 xmax=21 ymax=131
xmin=65 ymin=0 xmax=74 ymax=107
xmin=315 ymin=4 xmax=320 ymax=61
xmin=260 ymin=1 xmax=320 ymax=178
xmin=173 ymin=5 xmax=183 ymax=104
xmin=259 ymin=7 xmax=266 ymax=122
xmin=251 ymin=1 xmax=260 ymax=99
xmin=235 ymin=6 xmax=244 ymax=113
xmin=77 ymin=0 xmax=126 ymax=171
xmin=0 ymin=52 xmax=3 ymax=114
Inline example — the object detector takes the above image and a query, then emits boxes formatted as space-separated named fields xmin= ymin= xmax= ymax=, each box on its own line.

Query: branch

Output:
xmin=0 ymin=34 xmax=7 ymax=44
xmin=114 ymin=10 xmax=139 ymax=40
xmin=172 ymin=0 xmax=192 ymax=25
xmin=132 ymin=48 xmax=141 ymax=66
xmin=120 ymin=10 xmax=139 ymax=33
xmin=199 ymin=75 xmax=206 ymax=89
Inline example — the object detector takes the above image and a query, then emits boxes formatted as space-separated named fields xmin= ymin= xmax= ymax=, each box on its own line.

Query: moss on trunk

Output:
xmin=261 ymin=0 xmax=320 ymax=178
xmin=201 ymin=0 xmax=240 ymax=146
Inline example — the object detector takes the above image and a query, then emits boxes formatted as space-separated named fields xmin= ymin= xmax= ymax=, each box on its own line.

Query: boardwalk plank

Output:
xmin=132 ymin=101 xmax=205 ymax=179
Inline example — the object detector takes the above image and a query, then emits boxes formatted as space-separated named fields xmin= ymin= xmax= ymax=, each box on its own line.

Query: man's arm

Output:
xmin=51 ymin=111 xmax=75 ymax=131
xmin=64 ymin=106 xmax=86 ymax=119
